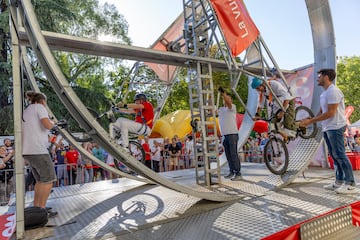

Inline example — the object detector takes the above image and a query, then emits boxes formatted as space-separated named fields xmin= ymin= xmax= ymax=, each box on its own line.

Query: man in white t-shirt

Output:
xmin=22 ymin=91 xmax=58 ymax=217
xmin=217 ymin=87 xmax=242 ymax=181
xmin=185 ymin=135 xmax=194 ymax=168
xmin=301 ymin=68 xmax=356 ymax=194
xmin=151 ymin=140 xmax=161 ymax=172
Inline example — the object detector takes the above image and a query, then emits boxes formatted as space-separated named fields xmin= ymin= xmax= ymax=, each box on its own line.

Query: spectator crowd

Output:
xmin=2 ymin=127 xmax=360 ymax=205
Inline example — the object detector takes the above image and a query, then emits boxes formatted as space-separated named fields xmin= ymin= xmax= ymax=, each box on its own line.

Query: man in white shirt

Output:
xmin=301 ymin=68 xmax=356 ymax=194
xmin=217 ymin=87 xmax=242 ymax=181
xmin=185 ymin=135 xmax=194 ymax=168
xmin=22 ymin=91 xmax=58 ymax=217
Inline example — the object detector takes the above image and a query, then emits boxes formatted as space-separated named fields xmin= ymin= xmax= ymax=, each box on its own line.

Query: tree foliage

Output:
xmin=0 ymin=1 xmax=359 ymax=136
xmin=336 ymin=56 xmax=360 ymax=123
xmin=0 ymin=0 xmax=133 ymax=134
xmin=212 ymin=71 xmax=249 ymax=114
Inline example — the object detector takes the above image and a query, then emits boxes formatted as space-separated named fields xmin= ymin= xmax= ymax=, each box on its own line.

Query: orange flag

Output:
xmin=210 ymin=0 xmax=259 ymax=56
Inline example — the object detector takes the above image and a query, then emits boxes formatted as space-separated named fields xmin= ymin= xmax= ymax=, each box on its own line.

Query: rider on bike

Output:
xmin=111 ymin=93 xmax=154 ymax=148
xmin=251 ymin=77 xmax=298 ymax=141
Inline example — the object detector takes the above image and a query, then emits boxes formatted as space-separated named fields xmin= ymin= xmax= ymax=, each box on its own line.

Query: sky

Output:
xmin=100 ymin=0 xmax=360 ymax=70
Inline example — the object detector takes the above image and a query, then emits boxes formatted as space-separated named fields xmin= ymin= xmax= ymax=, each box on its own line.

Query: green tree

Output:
xmin=30 ymin=0 xmax=132 ymax=118
xmin=212 ymin=71 xmax=249 ymax=114
xmin=0 ymin=0 xmax=132 ymax=134
xmin=162 ymin=77 xmax=190 ymax=116
xmin=160 ymin=43 xmax=250 ymax=117
xmin=337 ymin=56 xmax=360 ymax=123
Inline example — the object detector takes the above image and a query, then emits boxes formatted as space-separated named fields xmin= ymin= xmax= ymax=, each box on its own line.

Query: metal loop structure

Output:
xmin=10 ymin=0 xmax=335 ymax=237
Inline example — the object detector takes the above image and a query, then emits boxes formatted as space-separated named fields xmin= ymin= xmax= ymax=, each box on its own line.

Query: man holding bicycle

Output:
xmin=251 ymin=77 xmax=297 ymax=141
xmin=301 ymin=68 xmax=356 ymax=194
xmin=112 ymin=93 xmax=154 ymax=148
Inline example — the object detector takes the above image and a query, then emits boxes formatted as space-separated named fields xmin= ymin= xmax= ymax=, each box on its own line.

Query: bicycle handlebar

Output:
xmin=50 ymin=119 xmax=68 ymax=135
xmin=96 ymin=103 xmax=130 ymax=123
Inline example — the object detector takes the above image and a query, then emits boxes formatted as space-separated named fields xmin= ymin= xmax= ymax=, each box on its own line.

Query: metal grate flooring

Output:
xmin=3 ymin=164 xmax=360 ymax=240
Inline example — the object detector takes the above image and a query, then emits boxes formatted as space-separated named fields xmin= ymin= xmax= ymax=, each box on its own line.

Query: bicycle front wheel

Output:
xmin=295 ymin=106 xmax=317 ymax=139
xmin=113 ymin=140 xmax=146 ymax=174
xmin=128 ymin=140 xmax=146 ymax=164
xmin=263 ymin=137 xmax=289 ymax=175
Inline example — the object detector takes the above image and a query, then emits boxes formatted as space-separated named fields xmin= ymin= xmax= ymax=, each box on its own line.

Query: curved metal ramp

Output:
xmin=238 ymin=128 xmax=323 ymax=196
xmin=20 ymin=46 xmax=152 ymax=184
xmin=216 ymin=0 xmax=335 ymax=195
xmin=13 ymin=0 xmax=335 ymax=202
xmin=17 ymin=0 xmax=239 ymax=202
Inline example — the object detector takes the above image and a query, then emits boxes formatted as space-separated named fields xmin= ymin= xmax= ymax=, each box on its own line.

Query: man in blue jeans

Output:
xmin=301 ymin=68 xmax=356 ymax=194
xmin=217 ymin=87 xmax=242 ymax=181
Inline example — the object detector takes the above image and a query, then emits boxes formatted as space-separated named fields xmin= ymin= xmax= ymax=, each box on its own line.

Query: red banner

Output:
xmin=210 ymin=0 xmax=259 ymax=56
xmin=0 ymin=214 xmax=15 ymax=240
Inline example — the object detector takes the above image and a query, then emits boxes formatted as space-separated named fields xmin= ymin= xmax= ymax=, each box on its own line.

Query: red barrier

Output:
xmin=350 ymin=201 xmax=360 ymax=226
xmin=328 ymin=152 xmax=360 ymax=170
xmin=260 ymin=223 xmax=301 ymax=240
xmin=262 ymin=202 xmax=360 ymax=240
xmin=0 ymin=213 xmax=15 ymax=240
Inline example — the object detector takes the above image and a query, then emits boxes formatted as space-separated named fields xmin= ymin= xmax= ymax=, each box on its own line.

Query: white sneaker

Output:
xmin=335 ymin=185 xmax=357 ymax=194
xmin=323 ymin=182 xmax=342 ymax=190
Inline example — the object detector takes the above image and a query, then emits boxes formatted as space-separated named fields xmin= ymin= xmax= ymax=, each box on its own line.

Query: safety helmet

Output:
xmin=251 ymin=77 xmax=263 ymax=89
xmin=134 ymin=93 xmax=147 ymax=101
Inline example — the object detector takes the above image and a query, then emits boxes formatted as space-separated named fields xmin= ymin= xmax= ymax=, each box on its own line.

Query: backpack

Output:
xmin=24 ymin=207 xmax=48 ymax=230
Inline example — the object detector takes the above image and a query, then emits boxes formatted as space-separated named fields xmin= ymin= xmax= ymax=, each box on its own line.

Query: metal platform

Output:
xmin=9 ymin=0 xmax=334 ymax=206
xmin=2 ymin=164 xmax=360 ymax=240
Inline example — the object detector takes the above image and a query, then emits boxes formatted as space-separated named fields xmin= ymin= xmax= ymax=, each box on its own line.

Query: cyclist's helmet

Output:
xmin=134 ymin=93 xmax=147 ymax=101
xmin=251 ymin=77 xmax=263 ymax=89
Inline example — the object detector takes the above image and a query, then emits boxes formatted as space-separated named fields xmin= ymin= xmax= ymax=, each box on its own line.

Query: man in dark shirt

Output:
xmin=168 ymin=137 xmax=181 ymax=171
xmin=55 ymin=141 xmax=68 ymax=186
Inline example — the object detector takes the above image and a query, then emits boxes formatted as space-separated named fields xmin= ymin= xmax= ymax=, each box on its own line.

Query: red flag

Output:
xmin=210 ymin=0 xmax=259 ymax=56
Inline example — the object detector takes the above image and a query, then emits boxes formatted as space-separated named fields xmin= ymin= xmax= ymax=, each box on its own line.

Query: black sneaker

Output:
xmin=224 ymin=173 xmax=234 ymax=179
xmin=47 ymin=210 xmax=58 ymax=218
xmin=299 ymin=126 xmax=307 ymax=135
xmin=231 ymin=174 xmax=243 ymax=181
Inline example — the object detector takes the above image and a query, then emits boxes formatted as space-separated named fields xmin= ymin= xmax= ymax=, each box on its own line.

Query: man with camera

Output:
xmin=217 ymin=87 xmax=242 ymax=181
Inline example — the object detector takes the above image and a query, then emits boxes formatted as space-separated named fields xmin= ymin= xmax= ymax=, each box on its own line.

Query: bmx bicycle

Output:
xmin=261 ymin=105 xmax=317 ymax=175
xmin=61 ymin=104 xmax=146 ymax=173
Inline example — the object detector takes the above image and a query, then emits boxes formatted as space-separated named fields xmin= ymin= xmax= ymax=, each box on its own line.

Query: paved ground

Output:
xmin=2 ymin=163 xmax=360 ymax=240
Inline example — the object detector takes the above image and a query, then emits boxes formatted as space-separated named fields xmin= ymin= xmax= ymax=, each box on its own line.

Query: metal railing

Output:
xmin=0 ymin=151 xmax=267 ymax=205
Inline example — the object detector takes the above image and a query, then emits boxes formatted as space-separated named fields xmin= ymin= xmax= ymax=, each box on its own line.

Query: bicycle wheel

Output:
xmin=295 ymin=106 xmax=317 ymax=139
xmin=263 ymin=137 xmax=289 ymax=175
xmin=112 ymin=141 xmax=146 ymax=174
xmin=129 ymin=140 xmax=146 ymax=164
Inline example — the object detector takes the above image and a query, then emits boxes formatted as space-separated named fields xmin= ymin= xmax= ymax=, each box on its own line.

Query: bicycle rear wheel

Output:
xmin=113 ymin=140 xmax=146 ymax=173
xmin=263 ymin=137 xmax=289 ymax=175
xmin=128 ymin=140 xmax=146 ymax=164
xmin=295 ymin=106 xmax=317 ymax=139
